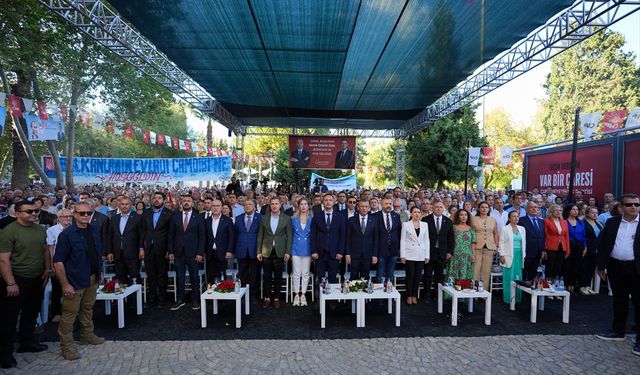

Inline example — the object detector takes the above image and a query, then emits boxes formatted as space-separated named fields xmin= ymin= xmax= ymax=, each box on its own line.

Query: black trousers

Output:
xmin=523 ymin=256 xmax=541 ymax=281
xmin=114 ymin=256 xmax=140 ymax=284
xmin=607 ymin=259 xmax=640 ymax=340
xmin=51 ymin=275 xmax=62 ymax=316
xmin=206 ymin=252 xmax=227 ymax=284
xmin=315 ymin=251 xmax=339 ymax=284
xmin=262 ymin=252 xmax=284 ymax=299
xmin=563 ymin=241 xmax=583 ymax=287
xmin=405 ymin=261 xmax=424 ymax=298
xmin=175 ymin=255 xmax=199 ymax=302
xmin=350 ymin=258 xmax=371 ymax=280
xmin=0 ymin=276 xmax=44 ymax=358
xmin=545 ymin=250 xmax=564 ymax=279
xmin=423 ymin=256 xmax=446 ymax=296
xmin=580 ymin=254 xmax=597 ymax=288
xmin=145 ymin=248 xmax=168 ymax=302
xmin=238 ymin=258 xmax=259 ymax=291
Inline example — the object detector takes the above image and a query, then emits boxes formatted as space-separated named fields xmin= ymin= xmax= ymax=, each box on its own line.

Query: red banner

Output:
xmin=288 ymin=135 xmax=357 ymax=169
xmin=123 ymin=126 xmax=133 ymax=139
xmin=600 ymin=109 xmax=628 ymax=133
xmin=36 ymin=101 xmax=48 ymax=120
xmin=172 ymin=137 xmax=179 ymax=150
xmin=526 ymin=143 xmax=613 ymax=201
xmin=143 ymin=130 xmax=150 ymax=143
xmin=185 ymin=140 xmax=191 ymax=153
xmin=59 ymin=103 xmax=68 ymax=123
xmin=7 ymin=95 xmax=22 ymax=117
xmin=482 ymin=147 xmax=495 ymax=164
xmin=157 ymin=133 xmax=165 ymax=145
xmin=623 ymin=139 xmax=640 ymax=195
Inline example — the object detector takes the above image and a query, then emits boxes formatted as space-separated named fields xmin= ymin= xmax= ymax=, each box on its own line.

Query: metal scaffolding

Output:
xmin=245 ymin=126 xmax=400 ymax=139
xmin=38 ymin=0 xmax=246 ymax=136
xmin=395 ymin=140 xmax=406 ymax=190
xmin=402 ymin=0 xmax=640 ymax=137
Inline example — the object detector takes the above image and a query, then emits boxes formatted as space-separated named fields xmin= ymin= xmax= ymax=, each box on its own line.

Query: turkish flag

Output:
xmin=59 ymin=103 xmax=68 ymax=123
xmin=7 ymin=95 xmax=22 ymax=117
xmin=123 ymin=126 xmax=134 ymax=139
xmin=600 ymin=109 xmax=628 ymax=133
xmin=143 ymin=130 xmax=150 ymax=143
xmin=36 ymin=101 xmax=48 ymax=120
xmin=185 ymin=140 xmax=191 ymax=152
xmin=216 ymin=149 xmax=222 ymax=157
xmin=482 ymin=147 xmax=495 ymax=164
xmin=157 ymin=133 xmax=165 ymax=145
xmin=207 ymin=146 xmax=213 ymax=156
xmin=172 ymin=137 xmax=179 ymax=150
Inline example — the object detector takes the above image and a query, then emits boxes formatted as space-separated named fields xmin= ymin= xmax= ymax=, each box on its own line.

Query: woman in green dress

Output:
xmin=448 ymin=209 xmax=476 ymax=281
xmin=499 ymin=211 xmax=527 ymax=304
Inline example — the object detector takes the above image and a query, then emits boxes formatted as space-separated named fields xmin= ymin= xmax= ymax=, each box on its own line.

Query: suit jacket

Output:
xmin=310 ymin=209 xmax=346 ymax=258
xmin=105 ymin=212 xmax=143 ymax=260
xmin=421 ymin=214 xmax=455 ymax=259
xmin=498 ymin=225 xmax=527 ymax=268
xmin=290 ymin=148 xmax=310 ymax=168
xmin=346 ymin=214 xmax=378 ymax=260
xmin=597 ymin=215 xmax=640 ymax=274
xmin=257 ymin=212 xmax=292 ymax=258
xmin=335 ymin=149 xmax=355 ymax=169
xmin=399 ymin=221 xmax=430 ymax=261
xmin=205 ymin=215 xmax=235 ymax=260
xmin=234 ymin=212 xmax=261 ymax=259
xmin=518 ymin=216 xmax=545 ymax=259
xmin=168 ymin=210 xmax=205 ymax=258
xmin=376 ymin=211 xmax=402 ymax=258
xmin=585 ymin=220 xmax=603 ymax=256
xmin=543 ymin=218 xmax=570 ymax=254
xmin=141 ymin=207 xmax=173 ymax=255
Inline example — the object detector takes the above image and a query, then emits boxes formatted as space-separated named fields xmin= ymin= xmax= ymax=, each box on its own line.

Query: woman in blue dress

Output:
xmin=291 ymin=197 xmax=313 ymax=306
xmin=499 ymin=211 xmax=526 ymax=304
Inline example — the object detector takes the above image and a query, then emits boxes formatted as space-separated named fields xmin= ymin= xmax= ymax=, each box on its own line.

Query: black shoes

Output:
xmin=633 ymin=342 xmax=640 ymax=356
xmin=192 ymin=301 xmax=201 ymax=310
xmin=170 ymin=301 xmax=186 ymax=311
xmin=16 ymin=343 xmax=47 ymax=353
xmin=0 ymin=354 xmax=17 ymax=369
xmin=596 ymin=332 xmax=626 ymax=341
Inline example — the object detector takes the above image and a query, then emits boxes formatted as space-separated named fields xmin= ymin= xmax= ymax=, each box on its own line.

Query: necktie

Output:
xmin=385 ymin=213 xmax=391 ymax=232
xmin=183 ymin=213 xmax=189 ymax=231
xmin=246 ymin=215 xmax=252 ymax=231
xmin=436 ymin=216 xmax=441 ymax=234
xmin=326 ymin=213 xmax=331 ymax=228
xmin=533 ymin=218 xmax=539 ymax=232
xmin=361 ymin=217 xmax=366 ymax=235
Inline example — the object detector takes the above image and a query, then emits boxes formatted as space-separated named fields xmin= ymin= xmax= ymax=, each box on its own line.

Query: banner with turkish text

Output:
xmin=600 ymin=110 xmax=626 ymax=133
xmin=482 ymin=147 xmax=495 ymax=164
xmin=580 ymin=112 xmax=601 ymax=141
xmin=468 ymin=147 xmax=481 ymax=166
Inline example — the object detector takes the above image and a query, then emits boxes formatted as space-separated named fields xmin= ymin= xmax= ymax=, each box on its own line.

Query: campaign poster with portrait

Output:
xmin=288 ymin=135 xmax=357 ymax=170
xmin=25 ymin=114 xmax=65 ymax=141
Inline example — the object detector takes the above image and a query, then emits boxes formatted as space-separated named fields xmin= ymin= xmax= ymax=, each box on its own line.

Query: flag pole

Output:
xmin=464 ymin=140 xmax=471 ymax=196
xmin=568 ymin=107 xmax=581 ymax=202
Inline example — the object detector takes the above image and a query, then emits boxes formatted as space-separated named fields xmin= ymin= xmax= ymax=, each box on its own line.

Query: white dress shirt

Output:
xmin=611 ymin=215 xmax=639 ymax=261
xmin=211 ymin=214 xmax=221 ymax=249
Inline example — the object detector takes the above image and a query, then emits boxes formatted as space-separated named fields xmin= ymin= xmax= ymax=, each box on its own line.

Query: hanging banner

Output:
xmin=36 ymin=101 xmax=49 ymax=120
xmin=288 ymin=135 xmax=357 ymax=169
xmin=309 ymin=172 xmax=357 ymax=192
xmin=123 ymin=126 xmax=133 ymax=139
xmin=482 ymin=147 xmax=495 ymax=164
xmin=172 ymin=137 xmax=179 ymax=150
xmin=157 ymin=133 xmax=165 ymax=145
xmin=42 ymin=155 xmax=232 ymax=184
xmin=580 ymin=112 xmax=602 ymax=141
xmin=22 ymin=98 xmax=34 ymax=114
xmin=143 ymin=130 xmax=150 ymax=143
xmin=59 ymin=103 xmax=68 ymax=123
xmin=7 ymin=95 xmax=22 ymax=117
xmin=599 ymin=110 xmax=623 ymax=133
xmin=25 ymin=114 xmax=65 ymax=141
xmin=468 ymin=147 xmax=481 ymax=166
xmin=499 ymin=146 xmax=513 ymax=167
xmin=0 ymin=92 xmax=6 ymax=106
xmin=149 ymin=131 xmax=156 ymax=144
xmin=0 ymin=107 xmax=6 ymax=136
xmin=185 ymin=140 xmax=191 ymax=153
xmin=625 ymin=108 xmax=640 ymax=128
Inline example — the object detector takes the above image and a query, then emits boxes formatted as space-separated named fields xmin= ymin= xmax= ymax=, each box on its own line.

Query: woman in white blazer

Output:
xmin=400 ymin=207 xmax=430 ymax=305
xmin=498 ymin=211 xmax=527 ymax=304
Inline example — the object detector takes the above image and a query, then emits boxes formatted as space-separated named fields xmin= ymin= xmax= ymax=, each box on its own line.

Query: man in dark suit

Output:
xmin=422 ymin=200 xmax=455 ymax=298
xmin=168 ymin=195 xmax=205 ymax=311
xmin=204 ymin=199 xmax=234 ymax=284
xmin=375 ymin=197 xmax=402 ymax=283
xmin=256 ymin=197 xmax=292 ymax=309
xmin=105 ymin=196 xmax=143 ymax=284
xmin=311 ymin=194 xmax=346 ymax=286
xmin=290 ymin=138 xmax=310 ymax=168
xmin=234 ymin=200 xmax=261 ymax=297
xmin=200 ymin=196 xmax=213 ymax=220
xmin=346 ymin=200 xmax=378 ymax=280
xmin=140 ymin=192 xmax=173 ymax=306
xmin=334 ymin=139 xmax=355 ymax=169
xmin=596 ymin=193 xmax=640 ymax=354
xmin=333 ymin=191 xmax=348 ymax=212
xmin=518 ymin=201 xmax=545 ymax=280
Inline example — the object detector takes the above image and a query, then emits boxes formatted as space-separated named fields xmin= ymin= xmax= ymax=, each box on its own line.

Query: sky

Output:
xmin=187 ymin=9 xmax=640 ymax=140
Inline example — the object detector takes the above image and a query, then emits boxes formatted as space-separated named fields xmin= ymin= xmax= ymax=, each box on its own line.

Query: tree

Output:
xmin=541 ymin=30 xmax=640 ymax=142
xmin=405 ymin=105 xmax=486 ymax=189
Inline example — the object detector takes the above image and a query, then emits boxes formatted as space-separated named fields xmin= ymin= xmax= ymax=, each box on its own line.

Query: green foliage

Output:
xmin=405 ymin=105 xmax=486 ymax=189
xmin=541 ymin=30 xmax=640 ymax=142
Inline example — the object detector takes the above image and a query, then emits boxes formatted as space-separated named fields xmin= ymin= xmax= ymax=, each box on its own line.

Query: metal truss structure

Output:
xmin=38 ymin=0 xmax=247 ymax=136
xmin=402 ymin=0 xmax=640 ymax=137
xmin=395 ymin=140 xmax=406 ymax=190
xmin=245 ymin=126 xmax=400 ymax=139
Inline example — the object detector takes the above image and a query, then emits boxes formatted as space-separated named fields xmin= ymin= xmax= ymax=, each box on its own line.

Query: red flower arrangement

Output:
xmin=102 ymin=280 xmax=116 ymax=293
xmin=214 ymin=280 xmax=235 ymax=293
xmin=455 ymin=279 xmax=473 ymax=289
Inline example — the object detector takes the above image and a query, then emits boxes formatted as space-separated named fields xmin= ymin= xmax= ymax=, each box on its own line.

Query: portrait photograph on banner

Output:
xmin=288 ymin=135 xmax=357 ymax=170
xmin=25 ymin=114 xmax=65 ymax=141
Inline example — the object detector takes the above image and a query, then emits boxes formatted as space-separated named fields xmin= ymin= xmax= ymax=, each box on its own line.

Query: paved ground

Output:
xmin=4 ymin=334 xmax=638 ymax=374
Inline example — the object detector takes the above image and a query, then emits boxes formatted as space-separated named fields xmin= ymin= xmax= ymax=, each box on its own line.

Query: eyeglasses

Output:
xmin=20 ymin=209 xmax=41 ymax=214
xmin=348 ymin=201 xmax=356 ymax=204
xmin=75 ymin=211 xmax=93 ymax=216
xmin=59 ymin=215 xmax=73 ymax=218
xmin=623 ymin=203 xmax=640 ymax=207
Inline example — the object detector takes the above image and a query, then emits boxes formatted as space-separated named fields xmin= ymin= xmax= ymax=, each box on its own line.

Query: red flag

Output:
xmin=123 ymin=126 xmax=134 ymax=139
xmin=600 ymin=109 xmax=628 ymax=133
xmin=172 ymin=137 xmax=179 ymax=150
xmin=216 ymin=149 xmax=222 ymax=157
xmin=157 ymin=133 xmax=165 ymax=145
xmin=185 ymin=140 xmax=191 ymax=153
xmin=59 ymin=103 xmax=68 ymax=123
xmin=105 ymin=119 xmax=115 ymax=133
xmin=143 ymin=130 xmax=150 ymax=143
xmin=7 ymin=95 xmax=22 ymax=117
xmin=232 ymin=153 xmax=237 ymax=161
xmin=482 ymin=147 xmax=495 ymax=164
xmin=207 ymin=147 xmax=214 ymax=156
xmin=36 ymin=101 xmax=48 ymax=120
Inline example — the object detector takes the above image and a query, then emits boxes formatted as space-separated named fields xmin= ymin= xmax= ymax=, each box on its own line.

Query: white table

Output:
xmin=358 ymin=284 xmax=401 ymax=328
xmin=437 ymin=284 xmax=492 ymax=326
xmin=200 ymin=285 xmax=250 ymax=328
xmin=96 ymin=284 xmax=143 ymax=328
xmin=510 ymin=281 xmax=570 ymax=323
xmin=319 ymin=284 xmax=361 ymax=328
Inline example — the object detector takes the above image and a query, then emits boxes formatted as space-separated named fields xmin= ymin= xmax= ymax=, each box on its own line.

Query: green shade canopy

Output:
xmin=109 ymin=0 xmax=572 ymax=130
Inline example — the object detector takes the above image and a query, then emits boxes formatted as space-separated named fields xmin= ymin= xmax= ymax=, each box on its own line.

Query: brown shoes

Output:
xmin=61 ymin=347 xmax=80 ymax=361
xmin=79 ymin=334 xmax=106 ymax=345
xmin=262 ymin=298 xmax=270 ymax=309
xmin=273 ymin=299 xmax=281 ymax=309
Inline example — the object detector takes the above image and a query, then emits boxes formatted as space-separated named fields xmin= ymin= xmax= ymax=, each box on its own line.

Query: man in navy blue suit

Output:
xmin=376 ymin=197 xmax=402 ymax=283
xmin=346 ymin=200 xmax=378 ymax=280
xmin=233 ymin=199 xmax=261 ymax=296
xmin=168 ymin=195 xmax=205 ymax=311
xmin=518 ymin=201 xmax=545 ymax=280
xmin=311 ymin=194 xmax=346 ymax=284
xmin=205 ymin=199 xmax=235 ymax=284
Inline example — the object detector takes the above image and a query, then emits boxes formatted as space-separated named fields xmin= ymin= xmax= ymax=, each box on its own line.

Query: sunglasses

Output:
xmin=20 ymin=209 xmax=41 ymax=214
xmin=348 ymin=201 xmax=356 ymax=204
xmin=59 ymin=215 xmax=73 ymax=218
xmin=623 ymin=203 xmax=640 ymax=207
xmin=75 ymin=211 xmax=93 ymax=216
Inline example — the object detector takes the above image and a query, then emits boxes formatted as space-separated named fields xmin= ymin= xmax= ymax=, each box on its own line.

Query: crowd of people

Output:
xmin=0 ymin=181 xmax=638 ymax=367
